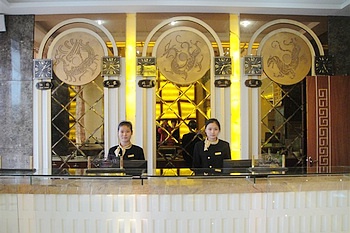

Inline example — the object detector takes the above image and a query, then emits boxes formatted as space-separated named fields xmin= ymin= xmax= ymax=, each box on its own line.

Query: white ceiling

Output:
xmin=1 ymin=0 xmax=350 ymax=16
xmin=1 ymin=0 xmax=345 ymax=52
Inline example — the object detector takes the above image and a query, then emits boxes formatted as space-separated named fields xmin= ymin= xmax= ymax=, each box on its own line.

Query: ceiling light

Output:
xmin=96 ymin=20 xmax=104 ymax=25
xmin=240 ymin=20 xmax=251 ymax=27
xmin=170 ymin=21 xmax=177 ymax=26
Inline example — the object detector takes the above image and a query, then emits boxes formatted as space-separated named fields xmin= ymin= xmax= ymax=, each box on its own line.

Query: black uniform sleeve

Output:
xmin=108 ymin=145 xmax=118 ymax=160
xmin=135 ymin=146 xmax=145 ymax=160
xmin=192 ymin=141 xmax=203 ymax=168
xmin=222 ymin=140 xmax=231 ymax=159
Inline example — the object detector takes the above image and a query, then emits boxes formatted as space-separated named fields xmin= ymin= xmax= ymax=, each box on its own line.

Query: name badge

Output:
xmin=215 ymin=152 xmax=221 ymax=155
xmin=128 ymin=154 xmax=135 ymax=158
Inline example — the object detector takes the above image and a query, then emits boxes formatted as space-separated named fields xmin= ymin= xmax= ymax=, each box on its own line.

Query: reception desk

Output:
xmin=0 ymin=169 xmax=349 ymax=233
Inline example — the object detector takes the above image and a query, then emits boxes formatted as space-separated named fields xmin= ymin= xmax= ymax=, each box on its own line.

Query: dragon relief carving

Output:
xmin=54 ymin=38 xmax=99 ymax=84
xmin=161 ymin=35 xmax=204 ymax=81
xmin=267 ymin=37 xmax=306 ymax=79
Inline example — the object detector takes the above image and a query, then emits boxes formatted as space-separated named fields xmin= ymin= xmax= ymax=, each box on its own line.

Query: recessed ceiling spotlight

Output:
xmin=96 ymin=20 xmax=104 ymax=25
xmin=170 ymin=21 xmax=177 ymax=26
xmin=240 ymin=20 xmax=251 ymax=27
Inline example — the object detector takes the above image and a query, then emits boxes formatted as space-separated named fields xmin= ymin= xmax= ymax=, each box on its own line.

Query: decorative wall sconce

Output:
xmin=33 ymin=59 xmax=53 ymax=90
xmin=214 ymin=56 xmax=232 ymax=88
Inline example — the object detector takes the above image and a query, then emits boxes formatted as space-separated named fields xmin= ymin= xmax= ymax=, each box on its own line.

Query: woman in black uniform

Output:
xmin=108 ymin=121 xmax=145 ymax=166
xmin=192 ymin=118 xmax=230 ymax=174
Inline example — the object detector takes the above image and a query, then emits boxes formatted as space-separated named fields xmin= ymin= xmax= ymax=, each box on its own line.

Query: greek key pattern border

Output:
xmin=317 ymin=88 xmax=330 ymax=173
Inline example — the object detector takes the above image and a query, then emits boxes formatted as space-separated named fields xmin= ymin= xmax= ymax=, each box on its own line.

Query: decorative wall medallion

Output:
xmin=244 ymin=56 xmax=262 ymax=75
xmin=33 ymin=59 xmax=52 ymax=79
xmin=315 ymin=55 xmax=334 ymax=75
xmin=137 ymin=57 xmax=157 ymax=77
xmin=102 ymin=56 xmax=120 ymax=76
xmin=261 ymin=32 xmax=311 ymax=85
xmin=49 ymin=28 xmax=104 ymax=86
xmin=156 ymin=30 xmax=210 ymax=85
xmin=214 ymin=57 xmax=232 ymax=76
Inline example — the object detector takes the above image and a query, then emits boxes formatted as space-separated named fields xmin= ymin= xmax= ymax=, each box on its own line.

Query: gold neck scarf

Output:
xmin=204 ymin=138 xmax=219 ymax=151
xmin=114 ymin=143 xmax=132 ymax=158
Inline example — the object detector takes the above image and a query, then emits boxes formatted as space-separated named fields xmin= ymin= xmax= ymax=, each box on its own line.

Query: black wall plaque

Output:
xmin=214 ymin=79 xmax=231 ymax=88
xmin=138 ymin=79 xmax=155 ymax=88
xmin=36 ymin=81 xmax=53 ymax=90
xmin=245 ymin=79 xmax=262 ymax=88
xmin=103 ymin=80 xmax=120 ymax=88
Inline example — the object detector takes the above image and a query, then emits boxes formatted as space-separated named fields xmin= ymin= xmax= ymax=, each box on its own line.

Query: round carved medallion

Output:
xmin=48 ymin=28 xmax=105 ymax=86
xmin=156 ymin=30 xmax=210 ymax=85
xmin=261 ymin=32 xmax=311 ymax=85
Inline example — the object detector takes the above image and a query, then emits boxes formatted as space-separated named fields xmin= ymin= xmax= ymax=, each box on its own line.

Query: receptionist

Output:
xmin=108 ymin=121 xmax=145 ymax=164
xmin=192 ymin=118 xmax=230 ymax=174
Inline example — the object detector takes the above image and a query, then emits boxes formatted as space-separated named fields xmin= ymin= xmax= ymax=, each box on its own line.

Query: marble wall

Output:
xmin=0 ymin=15 xmax=34 ymax=168
xmin=329 ymin=16 xmax=350 ymax=76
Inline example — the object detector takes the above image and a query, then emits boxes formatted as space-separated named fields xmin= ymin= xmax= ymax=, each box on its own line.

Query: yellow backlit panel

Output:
xmin=125 ymin=13 xmax=136 ymax=121
xmin=230 ymin=14 xmax=241 ymax=160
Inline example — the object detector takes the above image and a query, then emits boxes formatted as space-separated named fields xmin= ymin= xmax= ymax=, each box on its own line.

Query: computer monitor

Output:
xmin=107 ymin=160 xmax=147 ymax=169
xmin=222 ymin=159 xmax=251 ymax=174
xmin=121 ymin=160 xmax=147 ymax=176
xmin=88 ymin=159 xmax=147 ymax=176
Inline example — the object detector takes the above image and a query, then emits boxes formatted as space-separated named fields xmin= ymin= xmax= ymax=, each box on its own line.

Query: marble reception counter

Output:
xmin=0 ymin=173 xmax=349 ymax=195
xmin=0 ymin=172 xmax=349 ymax=233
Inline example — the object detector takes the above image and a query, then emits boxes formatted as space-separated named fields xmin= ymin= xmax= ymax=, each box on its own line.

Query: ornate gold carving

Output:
xmin=156 ymin=30 xmax=210 ymax=85
xmin=262 ymin=32 xmax=311 ymax=85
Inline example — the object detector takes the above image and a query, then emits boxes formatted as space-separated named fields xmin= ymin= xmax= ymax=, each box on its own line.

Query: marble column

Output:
xmin=0 ymin=15 xmax=34 ymax=168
